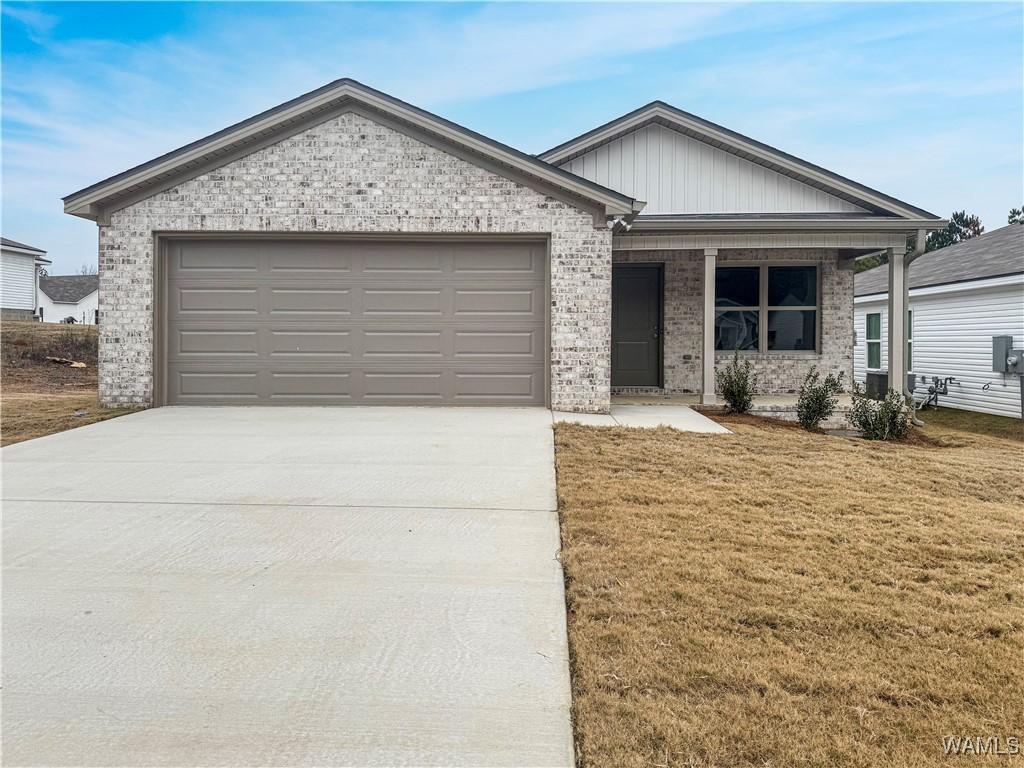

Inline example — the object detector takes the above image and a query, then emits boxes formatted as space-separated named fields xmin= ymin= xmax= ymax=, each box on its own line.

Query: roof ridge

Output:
xmin=63 ymin=78 xmax=639 ymax=221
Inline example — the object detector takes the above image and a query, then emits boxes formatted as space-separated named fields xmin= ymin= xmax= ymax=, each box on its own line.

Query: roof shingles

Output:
xmin=40 ymin=275 xmax=99 ymax=303
xmin=855 ymin=224 xmax=1024 ymax=296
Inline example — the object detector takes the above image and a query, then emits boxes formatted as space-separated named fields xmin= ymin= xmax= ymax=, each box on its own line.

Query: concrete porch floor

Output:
xmin=553 ymin=405 xmax=731 ymax=433
xmin=612 ymin=393 xmax=854 ymax=408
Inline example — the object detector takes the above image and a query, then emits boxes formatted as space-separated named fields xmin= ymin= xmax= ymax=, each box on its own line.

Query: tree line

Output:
xmin=855 ymin=205 xmax=1024 ymax=273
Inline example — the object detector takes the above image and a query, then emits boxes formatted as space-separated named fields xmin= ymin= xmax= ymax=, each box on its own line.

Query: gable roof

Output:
xmin=2 ymin=237 xmax=47 ymax=256
xmin=39 ymin=275 xmax=99 ymax=303
xmin=63 ymin=78 xmax=641 ymax=222
xmin=855 ymin=224 xmax=1024 ymax=296
xmin=539 ymin=101 xmax=941 ymax=222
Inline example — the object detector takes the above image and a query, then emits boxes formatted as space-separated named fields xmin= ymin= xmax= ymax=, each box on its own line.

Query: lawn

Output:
xmin=1 ymin=322 xmax=137 ymax=446
xmin=555 ymin=413 xmax=1023 ymax=768
xmin=918 ymin=405 xmax=1023 ymax=443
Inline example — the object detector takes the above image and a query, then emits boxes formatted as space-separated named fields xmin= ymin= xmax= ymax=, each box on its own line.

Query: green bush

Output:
xmin=717 ymin=351 xmax=758 ymax=414
xmin=796 ymin=367 xmax=844 ymax=430
xmin=848 ymin=382 xmax=911 ymax=440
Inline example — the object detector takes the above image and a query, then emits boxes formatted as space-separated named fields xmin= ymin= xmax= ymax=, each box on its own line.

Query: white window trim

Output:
xmin=866 ymin=311 xmax=882 ymax=370
xmin=907 ymin=309 xmax=913 ymax=373
xmin=714 ymin=262 xmax=821 ymax=354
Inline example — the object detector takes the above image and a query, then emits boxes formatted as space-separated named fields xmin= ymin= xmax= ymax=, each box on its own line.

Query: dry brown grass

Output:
xmin=1 ymin=322 xmax=137 ymax=445
xmin=555 ymin=416 xmax=1024 ymax=768
xmin=1 ymin=392 xmax=137 ymax=446
xmin=919 ymin=406 xmax=1024 ymax=444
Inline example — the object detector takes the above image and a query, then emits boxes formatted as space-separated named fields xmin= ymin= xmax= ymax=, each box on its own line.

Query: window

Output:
xmin=907 ymin=309 xmax=913 ymax=371
xmin=866 ymin=312 xmax=881 ymax=369
xmin=715 ymin=267 xmax=759 ymax=350
xmin=715 ymin=265 xmax=818 ymax=352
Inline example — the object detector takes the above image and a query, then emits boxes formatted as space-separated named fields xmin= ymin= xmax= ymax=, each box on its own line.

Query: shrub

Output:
xmin=847 ymin=382 xmax=911 ymax=440
xmin=717 ymin=351 xmax=758 ymax=414
xmin=796 ymin=367 xmax=844 ymax=430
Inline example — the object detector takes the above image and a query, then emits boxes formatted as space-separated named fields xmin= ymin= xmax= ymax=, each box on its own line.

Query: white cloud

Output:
xmin=1 ymin=4 xmax=58 ymax=37
xmin=1 ymin=2 xmax=1020 ymax=271
xmin=3 ymin=2 xmax=751 ymax=271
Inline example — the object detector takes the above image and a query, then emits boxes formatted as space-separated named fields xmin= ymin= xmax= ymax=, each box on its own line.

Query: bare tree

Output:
xmin=79 ymin=263 xmax=98 ymax=275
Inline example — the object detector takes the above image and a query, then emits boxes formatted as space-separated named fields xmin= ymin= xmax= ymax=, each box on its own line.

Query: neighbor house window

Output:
xmin=907 ymin=309 xmax=913 ymax=371
xmin=715 ymin=264 xmax=818 ymax=352
xmin=866 ymin=312 xmax=881 ymax=369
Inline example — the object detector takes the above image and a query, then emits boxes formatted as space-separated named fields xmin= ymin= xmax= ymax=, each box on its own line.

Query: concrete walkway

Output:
xmin=2 ymin=407 xmax=572 ymax=767
xmin=553 ymin=404 xmax=731 ymax=433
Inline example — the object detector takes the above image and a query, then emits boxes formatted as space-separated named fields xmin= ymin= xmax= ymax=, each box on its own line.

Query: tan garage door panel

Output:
xmin=164 ymin=239 xmax=547 ymax=405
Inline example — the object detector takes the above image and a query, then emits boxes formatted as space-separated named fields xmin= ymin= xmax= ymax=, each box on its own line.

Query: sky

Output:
xmin=2 ymin=1 xmax=1021 ymax=275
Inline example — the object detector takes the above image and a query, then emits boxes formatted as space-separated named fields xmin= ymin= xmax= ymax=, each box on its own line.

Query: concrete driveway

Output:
xmin=2 ymin=407 xmax=571 ymax=767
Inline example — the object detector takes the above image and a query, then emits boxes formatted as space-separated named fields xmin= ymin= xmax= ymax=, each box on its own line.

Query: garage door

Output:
xmin=163 ymin=239 xmax=547 ymax=405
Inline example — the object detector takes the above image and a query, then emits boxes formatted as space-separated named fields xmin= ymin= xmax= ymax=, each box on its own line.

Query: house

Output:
xmin=854 ymin=224 xmax=1024 ymax=418
xmin=39 ymin=274 xmax=100 ymax=324
xmin=63 ymin=79 xmax=944 ymax=411
xmin=1 ymin=238 xmax=50 ymax=320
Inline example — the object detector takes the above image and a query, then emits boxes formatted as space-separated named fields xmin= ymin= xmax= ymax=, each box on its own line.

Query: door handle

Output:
xmin=652 ymin=325 xmax=661 ymax=339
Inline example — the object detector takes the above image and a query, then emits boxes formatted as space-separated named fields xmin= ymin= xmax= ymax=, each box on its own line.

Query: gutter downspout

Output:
xmin=908 ymin=229 xmax=927 ymax=426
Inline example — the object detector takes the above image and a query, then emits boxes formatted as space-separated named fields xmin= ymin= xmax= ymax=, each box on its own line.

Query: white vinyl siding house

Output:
xmin=38 ymin=287 xmax=100 ymax=324
xmin=1 ymin=238 xmax=50 ymax=318
xmin=1 ymin=252 xmax=37 ymax=310
xmin=854 ymin=225 xmax=1024 ymax=419
xmin=38 ymin=275 xmax=100 ymax=324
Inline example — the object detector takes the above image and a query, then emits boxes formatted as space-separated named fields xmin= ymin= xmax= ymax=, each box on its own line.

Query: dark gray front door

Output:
xmin=611 ymin=264 xmax=662 ymax=387
xmin=163 ymin=238 xmax=547 ymax=405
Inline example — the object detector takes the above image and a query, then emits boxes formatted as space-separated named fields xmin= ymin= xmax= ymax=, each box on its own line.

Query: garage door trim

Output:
xmin=152 ymin=233 xmax=551 ymax=407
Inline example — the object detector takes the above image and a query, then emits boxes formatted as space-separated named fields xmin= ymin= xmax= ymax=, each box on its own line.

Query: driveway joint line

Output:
xmin=3 ymin=497 xmax=556 ymax=513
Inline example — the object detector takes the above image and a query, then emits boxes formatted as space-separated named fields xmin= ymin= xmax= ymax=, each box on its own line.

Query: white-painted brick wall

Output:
xmin=99 ymin=111 xmax=613 ymax=412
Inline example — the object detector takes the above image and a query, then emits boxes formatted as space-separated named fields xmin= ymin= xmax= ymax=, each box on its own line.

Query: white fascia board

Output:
xmin=2 ymin=245 xmax=48 ymax=259
xmin=632 ymin=218 xmax=946 ymax=232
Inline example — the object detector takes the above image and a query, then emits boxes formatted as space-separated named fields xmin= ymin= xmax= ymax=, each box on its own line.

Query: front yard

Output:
xmin=1 ymin=322 xmax=137 ymax=446
xmin=555 ymin=412 xmax=1023 ymax=767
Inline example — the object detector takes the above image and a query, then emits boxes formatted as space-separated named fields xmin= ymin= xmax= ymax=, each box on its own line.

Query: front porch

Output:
xmin=608 ymin=228 xmax=919 ymax=411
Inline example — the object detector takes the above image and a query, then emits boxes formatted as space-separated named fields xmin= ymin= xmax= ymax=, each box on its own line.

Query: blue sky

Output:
xmin=2 ymin=1 xmax=1021 ymax=274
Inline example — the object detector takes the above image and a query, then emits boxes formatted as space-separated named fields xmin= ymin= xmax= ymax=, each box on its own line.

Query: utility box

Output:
xmin=993 ymin=336 xmax=1024 ymax=374
xmin=865 ymin=370 xmax=888 ymax=400
xmin=993 ymin=336 xmax=1013 ymax=372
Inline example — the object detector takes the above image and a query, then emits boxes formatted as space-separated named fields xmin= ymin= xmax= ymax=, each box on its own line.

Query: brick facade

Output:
xmin=612 ymin=249 xmax=854 ymax=395
xmin=98 ymin=111 xmax=613 ymax=412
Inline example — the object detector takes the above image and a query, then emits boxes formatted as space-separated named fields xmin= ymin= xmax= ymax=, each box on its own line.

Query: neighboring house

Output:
xmin=63 ymin=78 xmax=944 ymax=411
xmin=39 ymin=274 xmax=100 ymax=324
xmin=1 ymin=237 xmax=50 ymax=320
xmin=854 ymin=224 xmax=1024 ymax=418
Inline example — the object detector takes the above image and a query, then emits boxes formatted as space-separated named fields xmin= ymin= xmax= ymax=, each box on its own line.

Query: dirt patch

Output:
xmin=2 ymin=322 xmax=98 ymax=393
xmin=555 ymin=419 xmax=1024 ymax=768
xmin=2 ymin=322 xmax=137 ymax=445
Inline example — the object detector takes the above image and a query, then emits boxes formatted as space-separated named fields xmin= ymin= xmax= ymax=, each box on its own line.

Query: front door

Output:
xmin=611 ymin=264 xmax=662 ymax=387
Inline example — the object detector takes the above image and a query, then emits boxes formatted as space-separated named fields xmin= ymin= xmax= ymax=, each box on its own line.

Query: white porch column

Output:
xmin=887 ymin=244 xmax=908 ymax=397
xmin=702 ymin=248 xmax=717 ymax=405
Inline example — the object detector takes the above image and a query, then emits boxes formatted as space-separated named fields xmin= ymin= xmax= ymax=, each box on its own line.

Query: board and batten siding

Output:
xmin=854 ymin=276 xmax=1024 ymax=418
xmin=1 ymin=251 xmax=38 ymax=311
xmin=559 ymin=123 xmax=867 ymax=216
